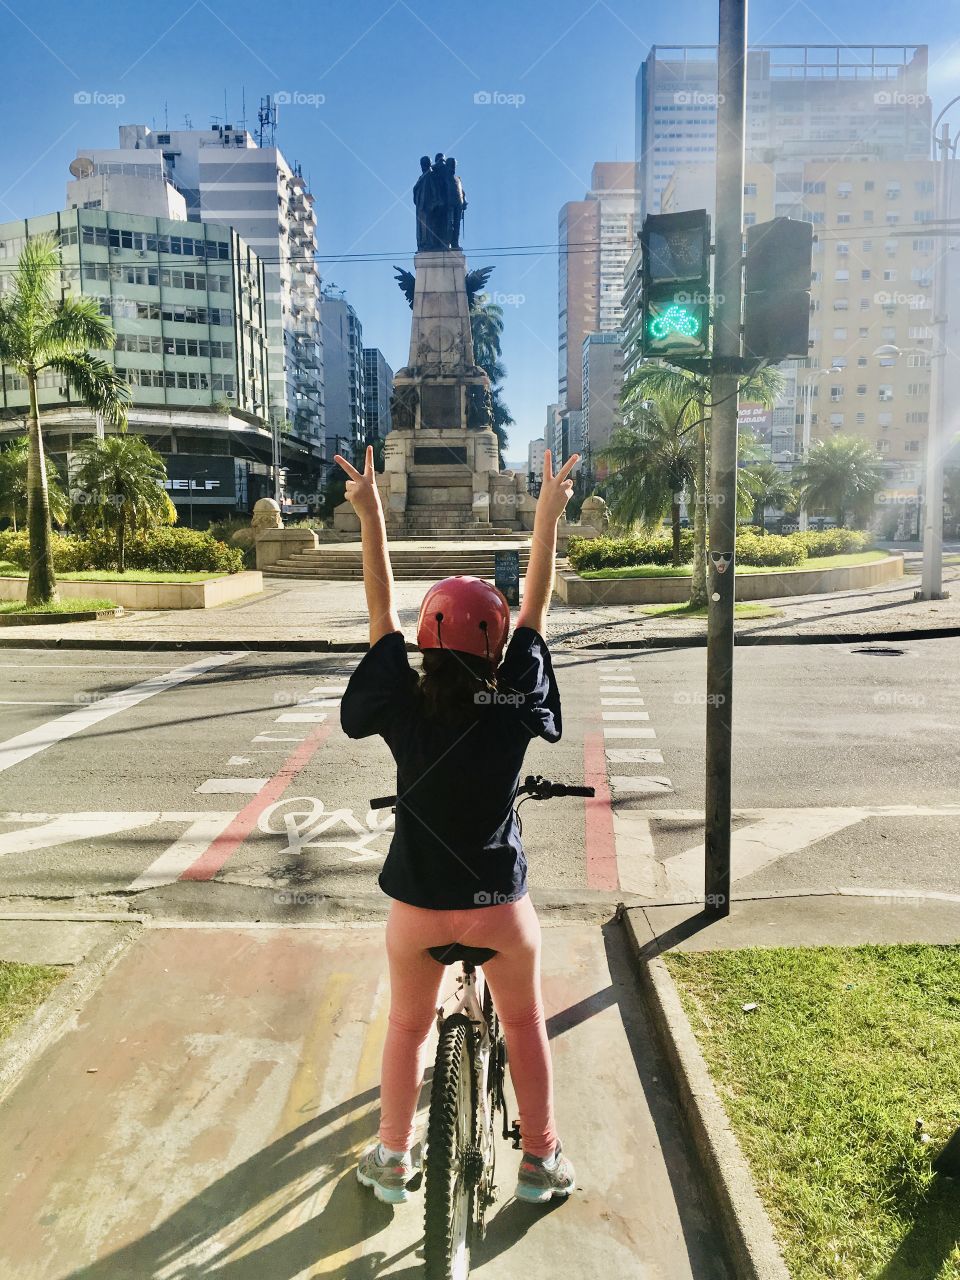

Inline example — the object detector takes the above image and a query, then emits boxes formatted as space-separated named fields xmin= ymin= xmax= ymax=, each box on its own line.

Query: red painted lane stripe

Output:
xmin=181 ymin=722 xmax=335 ymax=881
xmin=582 ymin=729 xmax=619 ymax=892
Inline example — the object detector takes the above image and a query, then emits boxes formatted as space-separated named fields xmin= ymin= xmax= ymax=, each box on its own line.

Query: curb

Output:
xmin=620 ymin=907 xmax=790 ymax=1280
xmin=0 ymin=625 xmax=958 ymax=653
xmin=0 ymin=920 xmax=142 ymax=1107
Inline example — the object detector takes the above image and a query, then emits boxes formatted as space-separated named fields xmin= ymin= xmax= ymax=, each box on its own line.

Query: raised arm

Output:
xmin=515 ymin=448 xmax=580 ymax=638
xmin=334 ymin=446 xmax=401 ymax=646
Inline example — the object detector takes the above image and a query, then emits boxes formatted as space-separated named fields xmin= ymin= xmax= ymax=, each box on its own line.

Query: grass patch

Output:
xmin=580 ymin=551 xmax=888 ymax=579
xmin=0 ymin=562 xmax=220 ymax=582
xmin=0 ymin=960 xmax=67 ymax=1043
xmin=0 ymin=597 xmax=117 ymax=615
xmin=639 ymin=601 xmax=781 ymax=619
xmin=666 ymin=945 xmax=960 ymax=1280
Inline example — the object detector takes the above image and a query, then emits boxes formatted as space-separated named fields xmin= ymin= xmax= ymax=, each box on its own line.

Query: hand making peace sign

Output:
xmin=536 ymin=448 xmax=580 ymax=524
xmin=334 ymin=445 xmax=381 ymax=518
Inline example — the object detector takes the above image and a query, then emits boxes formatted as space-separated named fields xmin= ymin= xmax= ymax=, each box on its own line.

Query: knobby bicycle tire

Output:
xmin=424 ymin=1014 xmax=479 ymax=1280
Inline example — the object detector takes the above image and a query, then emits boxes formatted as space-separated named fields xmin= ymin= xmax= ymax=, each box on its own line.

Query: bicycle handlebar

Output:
xmin=368 ymin=776 xmax=595 ymax=810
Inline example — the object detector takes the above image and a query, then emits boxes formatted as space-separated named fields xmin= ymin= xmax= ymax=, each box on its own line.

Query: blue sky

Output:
xmin=2 ymin=0 xmax=959 ymax=459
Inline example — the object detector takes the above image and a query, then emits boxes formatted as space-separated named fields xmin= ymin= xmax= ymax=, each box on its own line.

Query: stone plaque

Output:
xmin=420 ymin=383 xmax=459 ymax=429
xmin=414 ymin=446 xmax=467 ymax=465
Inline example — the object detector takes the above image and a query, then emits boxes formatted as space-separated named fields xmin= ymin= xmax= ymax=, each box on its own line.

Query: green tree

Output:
xmin=470 ymin=294 xmax=514 ymax=465
xmin=794 ymin=435 xmax=886 ymax=529
xmin=71 ymin=434 xmax=175 ymax=572
xmin=0 ymin=234 xmax=128 ymax=603
xmin=943 ymin=465 xmax=960 ymax=538
xmin=0 ymin=436 xmax=69 ymax=530
xmin=599 ymin=394 xmax=697 ymax=565
xmin=620 ymin=361 xmax=783 ymax=603
xmin=741 ymin=460 xmax=795 ymax=534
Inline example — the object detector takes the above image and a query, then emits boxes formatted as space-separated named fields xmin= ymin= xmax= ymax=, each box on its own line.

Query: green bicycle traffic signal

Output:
xmin=640 ymin=210 xmax=711 ymax=358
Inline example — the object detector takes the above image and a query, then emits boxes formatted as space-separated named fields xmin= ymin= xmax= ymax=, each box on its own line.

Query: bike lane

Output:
xmin=0 ymin=918 xmax=727 ymax=1279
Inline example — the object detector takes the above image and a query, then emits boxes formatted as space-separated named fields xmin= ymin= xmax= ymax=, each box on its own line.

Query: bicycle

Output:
xmin=369 ymin=774 xmax=595 ymax=1280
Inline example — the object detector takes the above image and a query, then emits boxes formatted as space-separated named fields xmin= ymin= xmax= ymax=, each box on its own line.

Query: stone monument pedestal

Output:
xmin=334 ymin=249 xmax=505 ymax=536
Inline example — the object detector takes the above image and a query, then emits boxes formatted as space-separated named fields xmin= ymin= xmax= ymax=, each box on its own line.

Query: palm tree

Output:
xmin=470 ymin=294 xmax=514 ymax=465
xmin=71 ymin=434 xmax=175 ymax=572
xmin=0 ymin=234 xmax=129 ymax=603
xmin=621 ymin=360 xmax=784 ymax=603
xmin=599 ymin=395 xmax=697 ymax=564
xmin=794 ymin=435 xmax=886 ymax=529
xmin=0 ymin=437 xmax=69 ymax=530
xmin=741 ymin=460 xmax=795 ymax=533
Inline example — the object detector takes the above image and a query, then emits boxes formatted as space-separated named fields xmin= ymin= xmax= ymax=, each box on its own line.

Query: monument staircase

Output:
xmin=267 ymin=537 xmax=531 ymax=581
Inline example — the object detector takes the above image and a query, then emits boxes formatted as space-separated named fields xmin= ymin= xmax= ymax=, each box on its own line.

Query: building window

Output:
xmin=905 ymin=440 xmax=920 ymax=452
xmin=877 ymin=438 xmax=890 ymax=451
xmin=878 ymin=385 xmax=893 ymax=401
xmin=835 ymin=269 xmax=849 ymax=281
xmin=856 ymin=384 xmax=867 ymax=395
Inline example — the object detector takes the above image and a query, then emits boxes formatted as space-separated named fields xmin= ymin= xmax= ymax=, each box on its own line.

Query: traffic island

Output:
xmin=0 ymin=571 xmax=263 ymax=610
xmin=622 ymin=897 xmax=960 ymax=1280
xmin=0 ymin=604 xmax=124 ymax=626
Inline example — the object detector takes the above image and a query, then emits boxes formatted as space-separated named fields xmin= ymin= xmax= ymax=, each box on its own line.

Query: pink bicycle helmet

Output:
xmin=416 ymin=576 xmax=511 ymax=663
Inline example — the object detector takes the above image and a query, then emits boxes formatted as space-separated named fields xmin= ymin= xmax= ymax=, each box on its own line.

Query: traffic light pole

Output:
xmin=704 ymin=0 xmax=748 ymax=917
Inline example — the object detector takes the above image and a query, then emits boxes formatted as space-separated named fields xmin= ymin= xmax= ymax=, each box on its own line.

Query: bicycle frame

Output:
xmin=437 ymin=963 xmax=497 ymax=1154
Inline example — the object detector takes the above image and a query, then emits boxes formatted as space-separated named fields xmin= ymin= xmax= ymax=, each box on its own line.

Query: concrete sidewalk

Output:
xmin=1 ymin=550 xmax=958 ymax=650
xmin=0 ymin=916 xmax=726 ymax=1280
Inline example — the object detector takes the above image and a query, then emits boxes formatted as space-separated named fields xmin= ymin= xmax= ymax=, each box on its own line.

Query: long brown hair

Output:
xmin=417 ymin=648 xmax=499 ymax=725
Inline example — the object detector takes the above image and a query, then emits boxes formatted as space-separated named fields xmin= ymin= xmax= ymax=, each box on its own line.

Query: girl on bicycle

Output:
xmin=335 ymin=444 xmax=580 ymax=1207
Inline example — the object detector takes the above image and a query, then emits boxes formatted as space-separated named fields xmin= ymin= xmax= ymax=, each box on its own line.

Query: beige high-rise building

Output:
xmin=558 ymin=162 xmax=637 ymax=412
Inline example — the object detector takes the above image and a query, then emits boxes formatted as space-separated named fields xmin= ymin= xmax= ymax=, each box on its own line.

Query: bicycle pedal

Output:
xmin=509 ymin=1121 xmax=522 ymax=1150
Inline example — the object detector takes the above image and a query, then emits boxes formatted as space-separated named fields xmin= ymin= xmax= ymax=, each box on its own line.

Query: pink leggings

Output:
xmin=379 ymin=894 xmax=557 ymax=1158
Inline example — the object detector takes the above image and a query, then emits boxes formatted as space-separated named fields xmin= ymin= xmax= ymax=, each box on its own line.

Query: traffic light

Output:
xmin=743 ymin=218 xmax=814 ymax=361
xmin=641 ymin=210 xmax=711 ymax=358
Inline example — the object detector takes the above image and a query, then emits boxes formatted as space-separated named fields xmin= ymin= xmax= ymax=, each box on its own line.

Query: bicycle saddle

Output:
xmin=428 ymin=943 xmax=498 ymax=966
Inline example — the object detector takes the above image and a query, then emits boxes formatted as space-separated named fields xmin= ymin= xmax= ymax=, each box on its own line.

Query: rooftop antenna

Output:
xmin=258 ymin=94 xmax=278 ymax=148
xmin=164 ymin=100 xmax=169 ymax=129
xmin=240 ymin=87 xmax=247 ymax=134
xmin=183 ymin=113 xmax=193 ymax=129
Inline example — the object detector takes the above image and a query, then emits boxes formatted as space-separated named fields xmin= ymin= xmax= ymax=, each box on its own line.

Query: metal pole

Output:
xmin=919 ymin=122 xmax=952 ymax=600
xmin=798 ymin=378 xmax=811 ymax=532
xmin=704 ymin=0 xmax=748 ymax=917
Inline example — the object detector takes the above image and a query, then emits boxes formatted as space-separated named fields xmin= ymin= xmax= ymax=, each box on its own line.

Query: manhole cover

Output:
xmin=851 ymin=645 xmax=906 ymax=656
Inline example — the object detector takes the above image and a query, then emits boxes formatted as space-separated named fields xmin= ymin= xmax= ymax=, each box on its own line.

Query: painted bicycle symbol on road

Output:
xmin=257 ymin=796 xmax=394 ymax=862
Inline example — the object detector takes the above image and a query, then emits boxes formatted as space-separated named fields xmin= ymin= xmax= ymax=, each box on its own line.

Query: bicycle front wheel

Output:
xmin=424 ymin=1014 xmax=479 ymax=1280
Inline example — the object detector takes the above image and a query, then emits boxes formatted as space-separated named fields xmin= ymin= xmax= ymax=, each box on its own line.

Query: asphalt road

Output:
xmin=1 ymin=637 xmax=958 ymax=919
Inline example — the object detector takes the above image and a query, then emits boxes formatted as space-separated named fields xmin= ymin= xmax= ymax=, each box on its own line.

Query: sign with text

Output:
xmin=162 ymin=454 xmax=235 ymax=503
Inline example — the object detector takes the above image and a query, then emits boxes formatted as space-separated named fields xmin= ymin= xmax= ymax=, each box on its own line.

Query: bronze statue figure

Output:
xmin=411 ymin=152 xmax=468 ymax=251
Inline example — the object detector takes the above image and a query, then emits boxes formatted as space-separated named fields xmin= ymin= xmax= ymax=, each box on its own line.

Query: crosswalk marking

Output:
xmin=601 ymin=697 xmax=645 ymax=705
xmin=197 ymin=778 xmax=268 ymax=795
xmin=602 ymin=711 xmax=651 ymax=721
xmin=605 ymin=748 xmax=664 ymax=764
xmin=276 ymin=712 xmax=328 ymax=723
xmin=599 ymin=685 xmax=640 ymax=694
xmin=609 ymin=776 xmax=674 ymax=795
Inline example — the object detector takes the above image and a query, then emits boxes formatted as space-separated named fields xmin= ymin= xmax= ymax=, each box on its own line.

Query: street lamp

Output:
xmin=796 ymin=364 xmax=843 ymax=531
xmin=872 ymin=342 xmax=947 ymax=596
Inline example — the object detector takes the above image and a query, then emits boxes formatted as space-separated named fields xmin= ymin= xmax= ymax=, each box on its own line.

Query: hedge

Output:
xmin=0 ymin=527 xmax=243 ymax=575
xmin=794 ymin=528 xmax=873 ymax=557
xmin=568 ymin=530 xmax=823 ymax=572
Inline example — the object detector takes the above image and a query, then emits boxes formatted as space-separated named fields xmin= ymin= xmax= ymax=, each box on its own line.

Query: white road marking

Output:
xmin=307 ymin=686 xmax=348 ymax=696
xmin=613 ymin=813 xmax=664 ymax=897
xmin=599 ymin=685 xmax=640 ymax=693
xmin=275 ymin=712 xmax=328 ymax=723
xmin=601 ymin=697 xmax=645 ymax=705
xmin=0 ymin=652 xmax=242 ymax=775
xmin=609 ymin=776 xmax=674 ymax=794
xmin=606 ymin=749 xmax=664 ymax=764
xmin=602 ymin=711 xmax=651 ymax=721
xmin=126 ymin=813 xmax=238 ymax=890
xmin=227 ymin=756 xmax=252 ymax=766
xmin=252 ymin=733 xmax=306 ymax=743
xmin=295 ymin=698 xmax=341 ymax=708
xmin=196 ymin=778 xmax=268 ymax=795
xmin=612 ymin=805 xmax=960 ymax=901
xmin=0 ymin=812 xmax=160 ymax=858
xmin=603 ymin=726 xmax=657 ymax=739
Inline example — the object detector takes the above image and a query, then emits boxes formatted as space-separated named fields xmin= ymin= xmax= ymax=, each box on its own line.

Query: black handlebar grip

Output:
xmin=370 ymin=795 xmax=397 ymax=809
xmin=562 ymin=786 xmax=596 ymax=797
